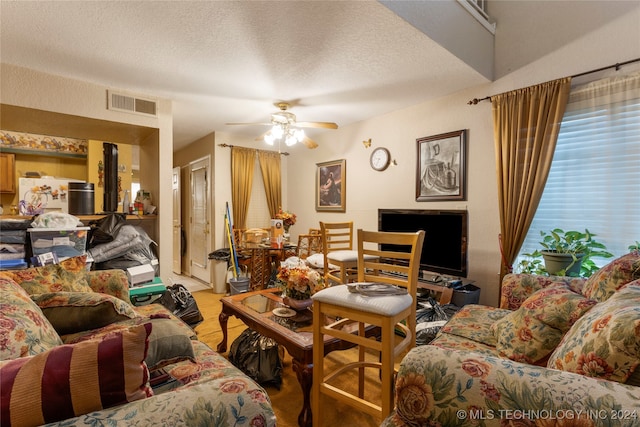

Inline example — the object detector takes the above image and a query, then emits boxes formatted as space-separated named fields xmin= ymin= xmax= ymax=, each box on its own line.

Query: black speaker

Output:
xmin=68 ymin=182 xmax=95 ymax=215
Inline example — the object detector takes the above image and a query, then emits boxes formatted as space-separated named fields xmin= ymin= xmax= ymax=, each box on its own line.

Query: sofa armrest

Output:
xmin=43 ymin=374 xmax=276 ymax=427
xmin=87 ymin=269 xmax=131 ymax=304
xmin=499 ymin=273 xmax=586 ymax=310
xmin=385 ymin=345 xmax=640 ymax=427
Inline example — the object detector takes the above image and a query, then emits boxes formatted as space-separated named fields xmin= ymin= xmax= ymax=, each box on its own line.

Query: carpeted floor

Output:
xmin=191 ymin=289 xmax=383 ymax=427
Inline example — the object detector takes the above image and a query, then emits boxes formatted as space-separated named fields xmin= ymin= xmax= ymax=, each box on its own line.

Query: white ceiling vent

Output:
xmin=107 ymin=90 xmax=157 ymax=117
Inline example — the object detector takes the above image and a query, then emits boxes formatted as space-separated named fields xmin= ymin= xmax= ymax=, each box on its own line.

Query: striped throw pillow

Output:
xmin=0 ymin=323 xmax=152 ymax=427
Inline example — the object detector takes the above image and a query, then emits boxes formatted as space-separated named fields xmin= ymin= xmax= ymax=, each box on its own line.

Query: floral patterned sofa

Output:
xmin=383 ymin=251 xmax=640 ymax=427
xmin=0 ymin=256 xmax=276 ymax=427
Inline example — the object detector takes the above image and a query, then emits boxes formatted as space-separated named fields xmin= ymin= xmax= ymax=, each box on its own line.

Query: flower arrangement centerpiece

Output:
xmin=276 ymin=259 xmax=325 ymax=309
xmin=276 ymin=207 xmax=296 ymax=233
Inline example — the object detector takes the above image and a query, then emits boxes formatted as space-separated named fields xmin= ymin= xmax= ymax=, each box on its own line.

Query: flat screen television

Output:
xmin=103 ymin=142 xmax=118 ymax=213
xmin=378 ymin=209 xmax=468 ymax=278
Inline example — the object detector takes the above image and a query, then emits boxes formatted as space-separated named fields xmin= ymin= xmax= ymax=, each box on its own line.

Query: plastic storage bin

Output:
xmin=28 ymin=227 xmax=90 ymax=259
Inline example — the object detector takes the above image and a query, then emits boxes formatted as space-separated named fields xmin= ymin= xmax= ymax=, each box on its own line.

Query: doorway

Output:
xmin=189 ymin=157 xmax=211 ymax=283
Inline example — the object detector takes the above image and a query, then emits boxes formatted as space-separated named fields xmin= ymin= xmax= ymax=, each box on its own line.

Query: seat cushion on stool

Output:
xmin=305 ymin=253 xmax=337 ymax=270
xmin=326 ymin=250 xmax=378 ymax=263
xmin=326 ymin=249 xmax=359 ymax=262
xmin=312 ymin=284 xmax=412 ymax=316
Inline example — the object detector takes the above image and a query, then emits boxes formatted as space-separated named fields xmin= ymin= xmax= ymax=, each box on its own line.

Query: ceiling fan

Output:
xmin=226 ymin=102 xmax=338 ymax=149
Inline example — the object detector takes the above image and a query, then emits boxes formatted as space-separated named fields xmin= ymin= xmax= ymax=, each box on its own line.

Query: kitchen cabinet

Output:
xmin=0 ymin=153 xmax=16 ymax=193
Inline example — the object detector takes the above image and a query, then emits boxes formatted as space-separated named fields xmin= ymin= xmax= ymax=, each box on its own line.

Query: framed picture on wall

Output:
xmin=416 ymin=130 xmax=467 ymax=201
xmin=316 ymin=159 xmax=346 ymax=212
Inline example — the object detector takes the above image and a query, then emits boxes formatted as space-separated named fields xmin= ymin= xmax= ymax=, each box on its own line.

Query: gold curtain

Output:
xmin=493 ymin=77 xmax=572 ymax=281
xmin=258 ymin=150 xmax=282 ymax=218
xmin=231 ymin=147 xmax=256 ymax=229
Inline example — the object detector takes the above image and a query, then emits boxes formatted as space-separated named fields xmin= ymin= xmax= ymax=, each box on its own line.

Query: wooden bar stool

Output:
xmin=319 ymin=221 xmax=378 ymax=284
xmin=311 ymin=229 xmax=425 ymax=425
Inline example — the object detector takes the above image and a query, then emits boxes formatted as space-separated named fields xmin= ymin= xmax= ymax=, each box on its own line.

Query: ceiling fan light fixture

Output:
xmin=264 ymin=133 xmax=275 ymax=145
xmin=285 ymin=134 xmax=297 ymax=146
xmin=229 ymin=102 xmax=335 ymax=149
xmin=271 ymin=124 xmax=284 ymax=139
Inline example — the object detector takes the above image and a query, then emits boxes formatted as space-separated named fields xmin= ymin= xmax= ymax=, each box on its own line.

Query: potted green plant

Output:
xmin=518 ymin=228 xmax=613 ymax=277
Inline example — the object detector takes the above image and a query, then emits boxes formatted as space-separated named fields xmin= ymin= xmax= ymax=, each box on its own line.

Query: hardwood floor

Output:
xmin=169 ymin=273 xmax=212 ymax=293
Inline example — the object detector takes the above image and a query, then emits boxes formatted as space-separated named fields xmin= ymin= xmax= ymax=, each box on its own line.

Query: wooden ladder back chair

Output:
xmin=311 ymin=229 xmax=425 ymax=425
xmin=297 ymin=233 xmax=324 ymax=260
xmin=319 ymin=221 xmax=358 ymax=284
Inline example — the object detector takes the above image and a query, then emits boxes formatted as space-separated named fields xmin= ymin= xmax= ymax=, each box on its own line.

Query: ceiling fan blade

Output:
xmin=301 ymin=135 xmax=319 ymax=149
xmin=226 ymin=122 xmax=272 ymax=126
xmin=295 ymin=121 xmax=338 ymax=129
xmin=255 ymin=130 xmax=270 ymax=141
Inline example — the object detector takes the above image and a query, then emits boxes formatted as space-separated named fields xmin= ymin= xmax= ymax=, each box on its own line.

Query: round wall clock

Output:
xmin=370 ymin=147 xmax=391 ymax=171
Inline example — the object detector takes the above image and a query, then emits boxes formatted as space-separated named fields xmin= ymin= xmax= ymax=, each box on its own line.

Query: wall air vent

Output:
xmin=107 ymin=90 xmax=157 ymax=117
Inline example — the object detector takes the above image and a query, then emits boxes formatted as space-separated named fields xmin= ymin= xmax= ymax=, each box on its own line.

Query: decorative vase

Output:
xmin=282 ymin=296 xmax=313 ymax=311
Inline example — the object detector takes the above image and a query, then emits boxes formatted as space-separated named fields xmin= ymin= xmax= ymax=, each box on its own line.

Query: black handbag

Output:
xmin=157 ymin=284 xmax=204 ymax=327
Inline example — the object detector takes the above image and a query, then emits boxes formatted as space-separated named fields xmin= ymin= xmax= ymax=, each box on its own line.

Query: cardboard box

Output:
xmin=127 ymin=263 xmax=155 ymax=286
xmin=270 ymin=219 xmax=283 ymax=248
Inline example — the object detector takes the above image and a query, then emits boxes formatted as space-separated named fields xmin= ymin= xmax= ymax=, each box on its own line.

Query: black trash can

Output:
xmin=451 ymin=284 xmax=481 ymax=307
xmin=68 ymin=182 xmax=95 ymax=215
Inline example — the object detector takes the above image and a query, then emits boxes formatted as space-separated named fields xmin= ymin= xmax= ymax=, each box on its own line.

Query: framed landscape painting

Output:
xmin=316 ymin=159 xmax=346 ymax=212
xmin=416 ymin=130 xmax=467 ymax=201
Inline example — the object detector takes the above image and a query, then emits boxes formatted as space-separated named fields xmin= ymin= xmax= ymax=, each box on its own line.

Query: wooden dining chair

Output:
xmin=319 ymin=221 xmax=362 ymax=284
xmin=297 ymin=232 xmax=324 ymax=260
xmin=311 ymin=229 xmax=425 ymax=425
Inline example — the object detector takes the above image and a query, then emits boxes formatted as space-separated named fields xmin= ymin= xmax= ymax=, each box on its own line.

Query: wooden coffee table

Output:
xmin=218 ymin=288 xmax=378 ymax=427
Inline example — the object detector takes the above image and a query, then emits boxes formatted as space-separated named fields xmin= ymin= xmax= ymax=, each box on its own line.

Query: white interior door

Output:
xmin=189 ymin=158 xmax=210 ymax=283
xmin=172 ymin=167 xmax=182 ymax=274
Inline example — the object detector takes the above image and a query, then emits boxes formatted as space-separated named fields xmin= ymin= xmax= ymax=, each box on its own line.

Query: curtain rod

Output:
xmin=217 ymin=143 xmax=289 ymax=156
xmin=467 ymin=57 xmax=640 ymax=105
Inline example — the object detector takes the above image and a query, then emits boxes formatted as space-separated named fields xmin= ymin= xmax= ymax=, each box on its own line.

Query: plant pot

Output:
xmin=282 ymin=296 xmax=313 ymax=311
xmin=542 ymin=251 xmax=584 ymax=276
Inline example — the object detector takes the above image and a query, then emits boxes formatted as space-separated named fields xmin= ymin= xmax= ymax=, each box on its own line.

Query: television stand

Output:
xmin=421 ymin=272 xmax=443 ymax=283
xmin=416 ymin=279 xmax=453 ymax=305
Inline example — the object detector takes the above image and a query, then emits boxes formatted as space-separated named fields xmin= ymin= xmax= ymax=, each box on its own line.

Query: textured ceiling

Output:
xmin=1 ymin=1 xmax=635 ymax=151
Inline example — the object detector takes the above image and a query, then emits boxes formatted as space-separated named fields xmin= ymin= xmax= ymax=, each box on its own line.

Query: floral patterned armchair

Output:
xmin=383 ymin=251 xmax=640 ymax=427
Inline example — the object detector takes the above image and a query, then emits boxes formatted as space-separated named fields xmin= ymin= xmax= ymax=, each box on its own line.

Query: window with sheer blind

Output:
xmin=517 ymin=71 xmax=640 ymax=267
